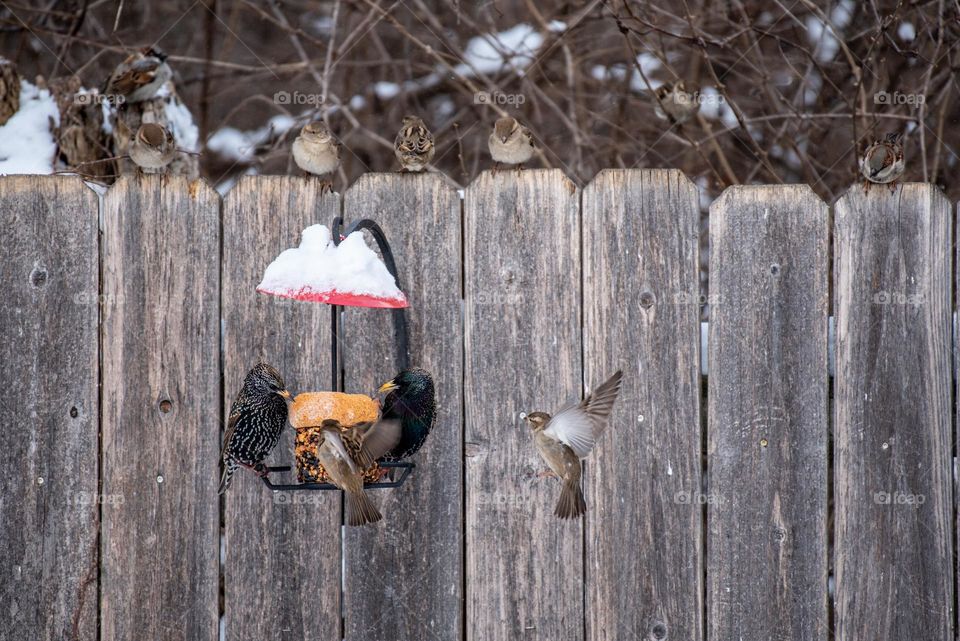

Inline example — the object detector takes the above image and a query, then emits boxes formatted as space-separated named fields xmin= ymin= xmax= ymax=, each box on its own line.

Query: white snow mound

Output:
xmin=257 ymin=224 xmax=407 ymax=306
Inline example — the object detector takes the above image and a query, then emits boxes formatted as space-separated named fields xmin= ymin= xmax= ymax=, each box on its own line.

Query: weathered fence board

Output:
xmin=341 ymin=172 xmax=464 ymax=640
xmin=708 ymin=186 xmax=829 ymax=641
xmin=0 ymin=177 xmax=99 ymax=641
xmin=464 ymin=169 xmax=581 ymax=641
xmin=100 ymin=176 xmax=220 ymax=641
xmin=582 ymin=169 xmax=703 ymax=641
xmin=834 ymin=184 xmax=954 ymax=641
xmin=222 ymin=176 xmax=342 ymax=641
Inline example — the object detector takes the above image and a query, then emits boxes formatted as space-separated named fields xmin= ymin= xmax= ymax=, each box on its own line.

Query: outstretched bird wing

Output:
xmin=349 ymin=419 xmax=402 ymax=469
xmin=544 ymin=370 xmax=623 ymax=458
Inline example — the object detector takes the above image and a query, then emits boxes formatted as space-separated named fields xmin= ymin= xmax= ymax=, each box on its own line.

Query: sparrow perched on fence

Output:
xmin=128 ymin=123 xmax=176 ymax=173
xmin=103 ymin=46 xmax=172 ymax=103
xmin=0 ymin=57 xmax=20 ymax=126
xmin=523 ymin=370 xmax=623 ymax=519
xmin=219 ymin=363 xmax=292 ymax=494
xmin=394 ymin=115 xmax=435 ymax=172
xmin=377 ymin=368 xmax=436 ymax=461
xmin=314 ymin=418 xmax=401 ymax=526
xmin=860 ymin=133 xmax=905 ymax=185
xmin=654 ymin=81 xmax=699 ymax=125
xmin=292 ymin=121 xmax=341 ymax=193
xmin=488 ymin=117 xmax=535 ymax=169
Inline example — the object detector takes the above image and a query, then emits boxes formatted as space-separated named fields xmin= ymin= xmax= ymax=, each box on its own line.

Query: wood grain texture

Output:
xmin=707 ymin=185 xmax=829 ymax=641
xmin=222 ymin=176 xmax=341 ymax=641
xmin=464 ymin=169 xmax=581 ymax=641
xmin=100 ymin=176 xmax=220 ymax=641
xmin=834 ymin=184 xmax=953 ymax=641
xmin=341 ymin=172 xmax=463 ymax=641
xmin=0 ymin=177 xmax=99 ymax=641
xmin=582 ymin=170 xmax=702 ymax=641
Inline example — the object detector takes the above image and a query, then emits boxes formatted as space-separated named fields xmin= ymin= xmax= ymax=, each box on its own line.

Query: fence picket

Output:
xmin=222 ymin=176 xmax=342 ymax=641
xmin=707 ymin=185 xmax=829 ymax=641
xmin=100 ymin=176 xmax=221 ymax=641
xmin=583 ymin=169 xmax=703 ymax=641
xmin=834 ymin=184 xmax=954 ymax=641
xmin=341 ymin=172 xmax=464 ymax=640
xmin=464 ymin=169 xmax=582 ymax=641
xmin=0 ymin=176 xmax=100 ymax=641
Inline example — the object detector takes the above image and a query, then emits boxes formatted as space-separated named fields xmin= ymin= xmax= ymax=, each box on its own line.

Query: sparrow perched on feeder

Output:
xmin=860 ymin=132 xmax=905 ymax=185
xmin=219 ymin=363 xmax=292 ymax=494
xmin=654 ymin=81 xmax=699 ymax=125
xmin=394 ymin=115 xmax=435 ymax=172
xmin=314 ymin=418 xmax=401 ymax=526
xmin=103 ymin=46 xmax=172 ymax=103
xmin=523 ymin=370 xmax=623 ymax=519
xmin=292 ymin=121 xmax=341 ymax=193
xmin=128 ymin=123 xmax=176 ymax=172
xmin=377 ymin=368 xmax=436 ymax=461
xmin=488 ymin=117 xmax=535 ymax=170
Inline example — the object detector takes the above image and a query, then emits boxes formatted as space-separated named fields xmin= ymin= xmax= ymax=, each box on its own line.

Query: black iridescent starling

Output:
xmin=219 ymin=363 xmax=291 ymax=494
xmin=377 ymin=368 xmax=436 ymax=461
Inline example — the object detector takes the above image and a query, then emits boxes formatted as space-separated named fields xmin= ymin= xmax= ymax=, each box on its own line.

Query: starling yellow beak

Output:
xmin=378 ymin=379 xmax=398 ymax=395
xmin=277 ymin=389 xmax=292 ymax=400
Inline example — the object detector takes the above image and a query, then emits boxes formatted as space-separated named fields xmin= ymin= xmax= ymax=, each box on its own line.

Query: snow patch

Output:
xmin=590 ymin=54 xmax=663 ymax=92
xmin=0 ymin=79 xmax=60 ymax=175
xmin=258 ymin=224 xmax=407 ymax=308
xmin=164 ymin=96 xmax=200 ymax=152
xmin=898 ymin=22 xmax=916 ymax=41
xmin=207 ymin=115 xmax=297 ymax=162
xmin=455 ymin=24 xmax=544 ymax=77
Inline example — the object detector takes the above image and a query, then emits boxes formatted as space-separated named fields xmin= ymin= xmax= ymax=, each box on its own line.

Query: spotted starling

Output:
xmin=219 ymin=363 xmax=292 ymax=494
xmin=523 ymin=370 xmax=623 ymax=519
xmin=377 ymin=368 xmax=436 ymax=461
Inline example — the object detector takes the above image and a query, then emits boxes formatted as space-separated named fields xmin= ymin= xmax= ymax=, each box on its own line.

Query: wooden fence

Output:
xmin=0 ymin=170 xmax=955 ymax=641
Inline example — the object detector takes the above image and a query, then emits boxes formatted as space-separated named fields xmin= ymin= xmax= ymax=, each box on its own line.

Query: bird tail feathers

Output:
xmin=218 ymin=459 xmax=237 ymax=494
xmin=555 ymin=479 xmax=586 ymax=519
xmin=346 ymin=489 xmax=382 ymax=526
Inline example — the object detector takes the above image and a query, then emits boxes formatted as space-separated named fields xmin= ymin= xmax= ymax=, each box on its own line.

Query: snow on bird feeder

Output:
xmin=256 ymin=223 xmax=408 ymax=308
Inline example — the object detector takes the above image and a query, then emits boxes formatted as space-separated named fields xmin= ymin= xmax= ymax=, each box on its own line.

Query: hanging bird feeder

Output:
xmin=256 ymin=217 xmax=414 ymax=491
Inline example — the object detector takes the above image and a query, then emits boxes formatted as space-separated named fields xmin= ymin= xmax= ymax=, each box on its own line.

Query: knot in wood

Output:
xmin=30 ymin=266 xmax=48 ymax=287
xmin=650 ymin=622 xmax=668 ymax=640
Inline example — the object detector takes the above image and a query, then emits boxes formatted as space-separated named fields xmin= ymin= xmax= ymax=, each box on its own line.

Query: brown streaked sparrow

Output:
xmin=488 ymin=116 xmax=535 ymax=169
xmin=292 ymin=121 xmax=341 ymax=193
xmin=522 ymin=370 xmax=623 ymax=519
xmin=0 ymin=57 xmax=20 ymax=126
xmin=313 ymin=418 xmax=401 ymax=526
xmin=128 ymin=123 xmax=176 ymax=172
xmin=103 ymin=46 xmax=172 ymax=104
xmin=654 ymin=81 xmax=699 ymax=125
xmin=860 ymin=132 xmax=905 ymax=185
xmin=394 ymin=115 xmax=435 ymax=172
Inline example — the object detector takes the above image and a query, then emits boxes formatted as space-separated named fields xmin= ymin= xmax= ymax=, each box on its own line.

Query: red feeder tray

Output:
xmin=255 ymin=285 xmax=408 ymax=309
